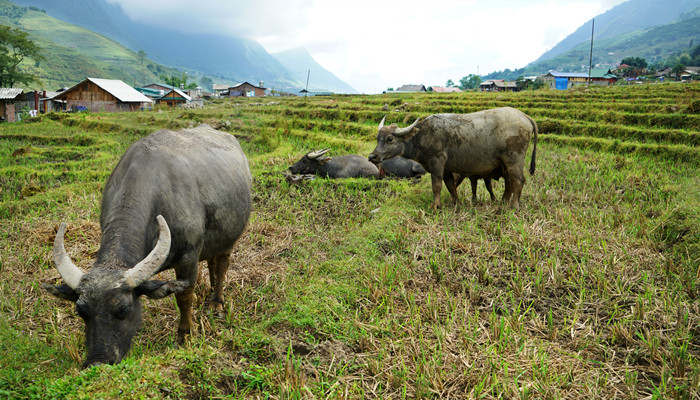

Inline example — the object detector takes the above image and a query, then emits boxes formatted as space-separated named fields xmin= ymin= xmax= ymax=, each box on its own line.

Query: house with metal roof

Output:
xmin=431 ymin=86 xmax=462 ymax=93
xmin=53 ymin=78 xmax=152 ymax=112
xmin=543 ymin=70 xmax=617 ymax=90
xmin=394 ymin=84 xmax=427 ymax=93
xmin=479 ymin=80 xmax=518 ymax=92
xmin=225 ymin=82 xmax=267 ymax=97
xmin=0 ymin=88 xmax=24 ymax=122
xmin=157 ymin=88 xmax=192 ymax=107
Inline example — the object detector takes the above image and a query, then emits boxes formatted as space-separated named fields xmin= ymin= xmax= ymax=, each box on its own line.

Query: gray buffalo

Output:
xmin=368 ymin=107 xmax=537 ymax=208
xmin=378 ymin=156 xmax=426 ymax=179
xmin=289 ymin=149 xmax=379 ymax=178
xmin=43 ymin=124 xmax=252 ymax=368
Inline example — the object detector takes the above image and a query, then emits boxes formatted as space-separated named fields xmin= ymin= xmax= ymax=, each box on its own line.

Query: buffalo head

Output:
xmin=368 ymin=116 xmax=420 ymax=164
xmin=289 ymin=149 xmax=331 ymax=174
xmin=43 ymin=215 xmax=186 ymax=368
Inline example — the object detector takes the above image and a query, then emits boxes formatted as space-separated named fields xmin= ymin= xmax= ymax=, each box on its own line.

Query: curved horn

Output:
xmin=307 ymin=148 xmax=331 ymax=160
xmin=378 ymin=115 xmax=387 ymax=130
xmin=393 ymin=118 xmax=420 ymax=137
xmin=53 ymin=222 xmax=85 ymax=290
xmin=124 ymin=215 xmax=172 ymax=288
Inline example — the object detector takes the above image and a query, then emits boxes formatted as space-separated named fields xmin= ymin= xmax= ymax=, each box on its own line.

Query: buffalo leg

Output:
xmin=504 ymin=166 xmax=525 ymax=208
xmin=207 ymin=251 xmax=232 ymax=315
xmin=469 ymin=177 xmax=479 ymax=202
xmin=430 ymin=173 xmax=444 ymax=209
xmin=175 ymin=287 xmax=195 ymax=344
xmin=443 ymin=173 xmax=459 ymax=206
xmin=502 ymin=175 xmax=513 ymax=204
xmin=428 ymin=158 xmax=448 ymax=209
xmin=174 ymin=256 xmax=199 ymax=344
xmin=484 ymin=179 xmax=496 ymax=201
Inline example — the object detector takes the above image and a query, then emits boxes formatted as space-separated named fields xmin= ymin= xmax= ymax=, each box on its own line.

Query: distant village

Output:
xmin=1 ymin=64 xmax=698 ymax=123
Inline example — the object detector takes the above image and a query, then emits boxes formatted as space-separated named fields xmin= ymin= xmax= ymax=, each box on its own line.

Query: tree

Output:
xmin=446 ymin=79 xmax=455 ymax=87
xmin=137 ymin=50 xmax=146 ymax=86
xmin=0 ymin=24 xmax=44 ymax=87
xmin=159 ymin=73 xmax=196 ymax=90
xmin=459 ymin=74 xmax=482 ymax=90
xmin=620 ymin=56 xmax=647 ymax=69
xmin=199 ymin=76 xmax=213 ymax=92
xmin=672 ymin=63 xmax=686 ymax=78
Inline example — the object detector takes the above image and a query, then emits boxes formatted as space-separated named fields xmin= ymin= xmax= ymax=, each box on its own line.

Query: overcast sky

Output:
xmin=107 ymin=0 xmax=628 ymax=94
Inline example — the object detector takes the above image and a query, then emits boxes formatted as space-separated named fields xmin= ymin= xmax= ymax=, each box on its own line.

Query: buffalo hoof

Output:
xmin=176 ymin=328 xmax=191 ymax=346
xmin=209 ymin=300 xmax=225 ymax=318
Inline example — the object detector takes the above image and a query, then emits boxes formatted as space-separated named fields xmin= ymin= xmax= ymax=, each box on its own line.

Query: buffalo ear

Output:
xmin=42 ymin=283 xmax=79 ymax=302
xmin=135 ymin=280 xmax=189 ymax=299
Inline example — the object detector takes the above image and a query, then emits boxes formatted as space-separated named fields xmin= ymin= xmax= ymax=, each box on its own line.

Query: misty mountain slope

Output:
xmin=272 ymin=47 xmax=358 ymax=94
xmin=0 ymin=0 xmax=181 ymax=89
xmin=11 ymin=0 xmax=357 ymax=93
xmin=535 ymin=0 xmax=700 ymax=63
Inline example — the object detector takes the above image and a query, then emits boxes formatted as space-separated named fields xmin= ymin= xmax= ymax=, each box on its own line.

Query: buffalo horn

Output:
xmin=124 ymin=215 xmax=172 ymax=288
xmin=308 ymin=148 xmax=330 ymax=160
xmin=53 ymin=222 xmax=85 ymax=290
xmin=393 ymin=118 xmax=420 ymax=137
xmin=378 ymin=115 xmax=386 ymax=130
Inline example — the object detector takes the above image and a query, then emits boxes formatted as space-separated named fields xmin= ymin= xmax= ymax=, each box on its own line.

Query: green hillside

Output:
xmin=485 ymin=9 xmax=700 ymax=80
xmin=0 ymin=0 xmax=183 ymax=90
xmin=538 ymin=15 xmax=700 ymax=73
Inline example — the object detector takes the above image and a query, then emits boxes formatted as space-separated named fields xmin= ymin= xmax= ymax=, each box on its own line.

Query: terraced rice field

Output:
xmin=0 ymin=83 xmax=698 ymax=399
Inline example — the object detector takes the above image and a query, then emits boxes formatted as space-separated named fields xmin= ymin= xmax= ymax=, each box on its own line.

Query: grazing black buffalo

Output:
xmin=43 ymin=124 xmax=252 ymax=368
xmin=289 ymin=149 xmax=379 ymax=178
xmin=368 ymin=107 xmax=537 ymax=208
xmin=377 ymin=156 xmax=426 ymax=179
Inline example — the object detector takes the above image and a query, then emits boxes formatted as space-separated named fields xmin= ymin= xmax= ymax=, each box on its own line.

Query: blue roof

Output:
xmin=548 ymin=71 xmax=590 ymax=78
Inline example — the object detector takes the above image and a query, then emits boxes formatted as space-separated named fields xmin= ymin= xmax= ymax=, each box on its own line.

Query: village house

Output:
xmin=543 ymin=69 xmax=617 ymax=90
xmin=394 ymin=84 xmax=427 ymax=93
xmin=157 ymin=88 xmax=192 ymax=107
xmin=299 ymin=89 xmax=333 ymax=97
xmin=0 ymin=88 xmax=23 ymax=122
xmin=479 ymin=79 xmax=518 ymax=92
xmin=225 ymin=82 xmax=267 ymax=97
xmin=54 ymin=78 xmax=152 ymax=112
xmin=431 ymin=86 xmax=462 ymax=93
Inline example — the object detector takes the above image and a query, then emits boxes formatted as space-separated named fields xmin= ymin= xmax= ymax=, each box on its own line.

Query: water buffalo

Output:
xmin=368 ymin=107 xmax=537 ymax=208
xmin=454 ymin=167 xmax=504 ymax=202
xmin=378 ymin=156 xmax=426 ymax=179
xmin=289 ymin=149 xmax=379 ymax=178
xmin=43 ymin=124 xmax=252 ymax=368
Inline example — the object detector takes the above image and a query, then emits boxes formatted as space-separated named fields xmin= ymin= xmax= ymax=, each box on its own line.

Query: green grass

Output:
xmin=0 ymin=83 xmax=698 ymax=399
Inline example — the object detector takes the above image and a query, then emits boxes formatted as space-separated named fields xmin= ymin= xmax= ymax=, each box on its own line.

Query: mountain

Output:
xmin=272 ymin=47 xmax=358 ymax=94
xmin=9 ymin=0 xmax=356 ymax=93
xmin=0 ymin=0 xmax=184 ymax=90
xmin=536 ymin=0 xmax=700 ymax=63
xmin=484 ymin=0 xmax=700 ymax=80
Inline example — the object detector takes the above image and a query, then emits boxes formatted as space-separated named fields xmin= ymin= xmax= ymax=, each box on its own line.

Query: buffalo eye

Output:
xmin=115 ymin=304 xmax=131 ymax=319
xmin=76 ymin=302 xmax=90 ymax=320
xmin=386 ymin=136 xmax=394 ymax=143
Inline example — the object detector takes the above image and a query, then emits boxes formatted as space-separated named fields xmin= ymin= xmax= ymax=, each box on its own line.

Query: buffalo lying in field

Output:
xmin=378 ymin=156 xmax=426 ymax=179
xmin=289 ymin=149 xmax=380 ymax=179
xmin=368 ymin=107 xmax=537 ymax=208
xmin=43 ymin=124 xmax=252 ymax=368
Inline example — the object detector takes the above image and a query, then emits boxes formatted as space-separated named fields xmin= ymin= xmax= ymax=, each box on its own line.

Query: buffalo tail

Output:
xmin=528 ymin=115 xmax=538 ymax=175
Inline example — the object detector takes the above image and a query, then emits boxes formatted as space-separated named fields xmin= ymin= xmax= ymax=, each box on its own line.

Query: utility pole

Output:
xmin=305 ymin=69 xmax=310 ymax=97
xmin=588 ymin=18 xmax=595 ymax=87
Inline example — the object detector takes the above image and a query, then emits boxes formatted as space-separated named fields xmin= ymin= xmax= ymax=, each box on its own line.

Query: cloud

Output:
xmin=107 ymin=0 xmax=630 ymax=93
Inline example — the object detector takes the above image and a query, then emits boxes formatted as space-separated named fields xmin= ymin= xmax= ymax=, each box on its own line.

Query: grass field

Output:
xmin=1 ymin=83 xmax=698 ymax=399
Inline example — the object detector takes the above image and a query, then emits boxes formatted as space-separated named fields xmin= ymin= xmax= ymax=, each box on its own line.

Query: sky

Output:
xmin=108 ymin=0 xmax=629 ymax=94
